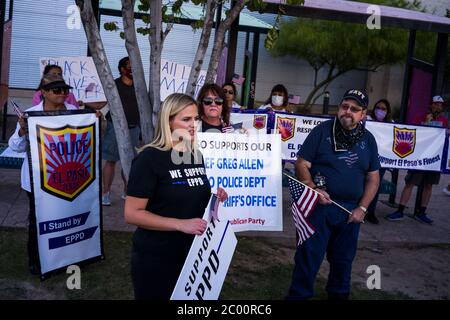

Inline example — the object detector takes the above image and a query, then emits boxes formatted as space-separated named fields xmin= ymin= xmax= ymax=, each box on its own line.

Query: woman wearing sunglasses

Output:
xmin=8 ymin=73 xmax=79 ymax=276
xmin=197 ymin=83 xmax=232 ymax=133
xmin=32 ymin=64 xmax=80 ymax=107
xmin=222 ymin=82 xmax=242 ymax=113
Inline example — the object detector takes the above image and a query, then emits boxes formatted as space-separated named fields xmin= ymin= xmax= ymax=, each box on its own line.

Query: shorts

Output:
xmin=404 ymin=170 xmax=440 ymax=186
xmin=102 ymin=120 xmax=140 ymax=162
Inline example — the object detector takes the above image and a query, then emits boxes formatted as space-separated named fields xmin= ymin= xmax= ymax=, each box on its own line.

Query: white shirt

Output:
xmin=8 ymin=101 xmax=78 ymax=192
xmin=257 ymin=103 xmax=290 ymax=113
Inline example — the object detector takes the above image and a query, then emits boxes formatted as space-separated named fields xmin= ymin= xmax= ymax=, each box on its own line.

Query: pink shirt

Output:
xmin=32 ymin=91 xmax=79 ymax=108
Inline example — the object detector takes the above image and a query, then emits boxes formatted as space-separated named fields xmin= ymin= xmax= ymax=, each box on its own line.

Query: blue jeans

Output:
xmin=288 ymin=201 xmax=360 ymax=300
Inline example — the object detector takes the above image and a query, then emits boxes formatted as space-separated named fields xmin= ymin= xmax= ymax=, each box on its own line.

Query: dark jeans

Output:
xmin=26 ymin=192 xmax=40 ymax=269
xmin=367 ymin=169 xmax=386 ymax=215
xmin=288 ymin=201 xmax=360 ymax=300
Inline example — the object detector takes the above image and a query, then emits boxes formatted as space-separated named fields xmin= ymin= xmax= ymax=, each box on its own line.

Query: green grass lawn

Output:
xmin=0 ymin=227 xmax=410 ymax=300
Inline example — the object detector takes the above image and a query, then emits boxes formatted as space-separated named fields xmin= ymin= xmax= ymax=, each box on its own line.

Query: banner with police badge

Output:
xmin=26 ymin=110 xmax=102 ymax=276
xmin=274 ymin=114 xmax=332 ymax=161
xmin=366 ymin=121 xmax=446 ymax=172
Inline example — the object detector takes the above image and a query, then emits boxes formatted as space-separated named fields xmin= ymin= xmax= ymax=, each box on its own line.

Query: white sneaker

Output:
xmin=121 ymin=193 xmax=127 ymax=200
xmin=102 ymin=193 xmax=111 ymax=206
xmin=443 ymin=187 xmax=450 ymax=196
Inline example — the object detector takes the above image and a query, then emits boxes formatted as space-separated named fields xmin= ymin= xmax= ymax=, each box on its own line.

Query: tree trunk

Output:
xmin=148 ymin=0 xmax=162 ymax=129
xmin=76 ymin=0 xmax=133 ymax=179
xmin=122 ymin=0 xmax=154 ymax=144
xmin=301 ymin=68 xmax=349 ymax=112
xmin=186 ymin=0 xmax=216 ymax=97
xmin=205 ymin=0 xmax=245 ymax=84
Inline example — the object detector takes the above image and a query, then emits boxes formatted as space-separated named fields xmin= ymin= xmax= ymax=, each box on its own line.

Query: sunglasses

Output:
xmin=48 ymin=88 xmax=69 ymax=95
xmin=340 ymin=104 xmax=363 ymax=113
xmin=223 ymin=89 xmax=234 ymax=95
xmin=203 ymin=97 xmax=224 ymax=106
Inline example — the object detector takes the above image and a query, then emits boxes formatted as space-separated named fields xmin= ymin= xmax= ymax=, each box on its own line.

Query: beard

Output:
xmin=339 ymin=115 xmax=355 ymax=130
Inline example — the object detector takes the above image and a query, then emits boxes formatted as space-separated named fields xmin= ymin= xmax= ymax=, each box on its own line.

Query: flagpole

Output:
xmin=283 ymin=172 xmax=354 ymax=216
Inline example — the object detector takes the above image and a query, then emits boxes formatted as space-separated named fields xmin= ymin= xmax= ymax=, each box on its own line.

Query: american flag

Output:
xmin=10 ymin=100 xmax=24 ymax=117
xmin=222 ymin=122 xmax=243 ymax=133
xmin=232 ymin=73 xmax=245 ymax=85
xmin=209 ymin=194 xmax=220 ymax=221
xmin=287 ymin=177 xmax=319 ymax=245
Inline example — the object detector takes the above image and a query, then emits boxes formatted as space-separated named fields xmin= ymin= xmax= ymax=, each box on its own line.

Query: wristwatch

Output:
xmin=359 ymin=205 xmax=368 ymax=214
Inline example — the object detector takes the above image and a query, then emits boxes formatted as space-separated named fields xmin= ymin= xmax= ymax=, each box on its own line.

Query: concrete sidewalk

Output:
xmin=1 ymin=164 xmax=449 ymax=245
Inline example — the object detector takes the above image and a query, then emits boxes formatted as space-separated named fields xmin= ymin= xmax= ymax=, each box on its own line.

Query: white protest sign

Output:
xmin=366 ymin=121 xmax=446 ymax=171
xmin=275 ymin=114 xmax=331 ymax=161
xmin=171 ymin=195 xmax=237 ymax=300
xmin=40 ymin=56 xmax=106 ymax=103
xmin=160 ymin=59 xmax=207 ymax=101
xmin=230 ymin=112 xmax=268 ymax=134
xmin=27 ymin=111 xmax=102 ymax=275
xmin=198 ymin=132 xmax=283 ymax=232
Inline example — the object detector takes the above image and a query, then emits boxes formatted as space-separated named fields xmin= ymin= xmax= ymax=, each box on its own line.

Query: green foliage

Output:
xmin=103 ymin=21 xmax=119 ymax=32
xmin=271 ymin=18 xmax=408 ymax=72
xmin=270 ymin=0 xmax=433 ymax=74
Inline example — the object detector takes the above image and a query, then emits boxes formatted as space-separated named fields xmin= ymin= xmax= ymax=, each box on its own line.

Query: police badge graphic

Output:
xmin=253 ymin=114 xmax=267 ymax=130
xmin=37 ymin=124 xmax=96 ymax=201
xmin=277 ymin=117 xmax=296 ymax=141
xmin=392 ymin=127 xmax=416 ymax=158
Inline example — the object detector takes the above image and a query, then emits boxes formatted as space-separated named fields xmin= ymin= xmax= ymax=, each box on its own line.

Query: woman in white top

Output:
xmin=258 ymin=84 xmax=291 ymax=113
xmin=8 ymin=73 xmax=78 ymax=275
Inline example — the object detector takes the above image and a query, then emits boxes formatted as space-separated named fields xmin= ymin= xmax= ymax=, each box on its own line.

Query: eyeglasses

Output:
xmin=203 ymin=97 xmax=224 ymax=106
xmin=339 ymin=104 xmax=363 ymax=113
xmin=223 ymin=89 xmax=234 ymax=95
xmin=48 ymin=88 xmax=69 ymax=95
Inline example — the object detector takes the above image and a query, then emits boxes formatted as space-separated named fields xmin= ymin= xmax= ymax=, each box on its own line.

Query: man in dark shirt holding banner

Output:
xmin=287 ymin=89 xmax=380 ymax=300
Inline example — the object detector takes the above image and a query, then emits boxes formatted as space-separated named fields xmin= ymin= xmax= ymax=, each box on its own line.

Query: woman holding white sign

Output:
xmin=124 ymin=93 xmax=227 ymax=299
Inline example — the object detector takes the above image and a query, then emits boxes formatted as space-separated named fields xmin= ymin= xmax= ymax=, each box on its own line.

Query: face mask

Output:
xmin=124 ymin=68 xmax=133 ymax=79
xmin=374 ymin=108 xmax=387 ymax=121
xmin=272 ymin=95 xmax=284 ymax=107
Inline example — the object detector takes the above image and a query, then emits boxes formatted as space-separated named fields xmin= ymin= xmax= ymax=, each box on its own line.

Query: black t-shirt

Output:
xmin=201 ymin=120 xmax=223 ymax=132
xmin=107 ymin=78 xmax=140 ymax=126
xmin=127 ymin=147 xmax=211 ymax=260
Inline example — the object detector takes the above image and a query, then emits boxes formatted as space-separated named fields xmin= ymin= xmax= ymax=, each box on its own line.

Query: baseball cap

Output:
xmin=41 ymin=74 xmax=73 ymax=90
xmin=341 ymin=89 xmax=369 ymax=108
xmin=432 ymin=95 xmax=444 ymax=103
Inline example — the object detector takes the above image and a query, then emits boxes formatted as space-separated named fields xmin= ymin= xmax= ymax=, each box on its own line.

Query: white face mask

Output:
xmin=272 ymin=95 xmax=284 ymax=107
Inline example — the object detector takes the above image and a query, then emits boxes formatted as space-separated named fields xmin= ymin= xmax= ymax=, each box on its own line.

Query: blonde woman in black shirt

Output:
xmin=124 ymin=93 xmax=227 ymax=299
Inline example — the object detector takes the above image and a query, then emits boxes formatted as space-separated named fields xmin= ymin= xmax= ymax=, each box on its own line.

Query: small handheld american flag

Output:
xmin=287 ymin=176 xmax=319 ymax=245
xmin=209 ymin=194 xmax=220 ymax=221
xmin=10 ymin=99 xmax=24 ymax=117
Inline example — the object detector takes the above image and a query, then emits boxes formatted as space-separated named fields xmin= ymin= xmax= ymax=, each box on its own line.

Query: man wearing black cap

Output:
xmin=8 ymin=73 xmax=79 ymax=275
xmin=287 ymin=89 xmax=380 ymax=300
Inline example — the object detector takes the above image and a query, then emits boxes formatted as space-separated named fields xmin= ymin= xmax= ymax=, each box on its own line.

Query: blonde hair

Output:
xmin=140 ymin=93 xmax=198 ymax=152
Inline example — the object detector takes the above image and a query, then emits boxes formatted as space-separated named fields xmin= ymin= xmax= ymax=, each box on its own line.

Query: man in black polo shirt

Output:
xmin=102 ymin=57 xmax=140 ymax=206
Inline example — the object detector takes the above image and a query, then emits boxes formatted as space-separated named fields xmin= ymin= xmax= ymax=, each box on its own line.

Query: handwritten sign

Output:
xmin=40 ymin=56 xmax=106 ymax=103
xmin=160 ymin=59 xmax=208 ymax=100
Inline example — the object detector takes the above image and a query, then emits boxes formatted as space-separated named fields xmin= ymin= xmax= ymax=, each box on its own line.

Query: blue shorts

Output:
xmin=102 ymin=121 xmax=140 ymax=162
